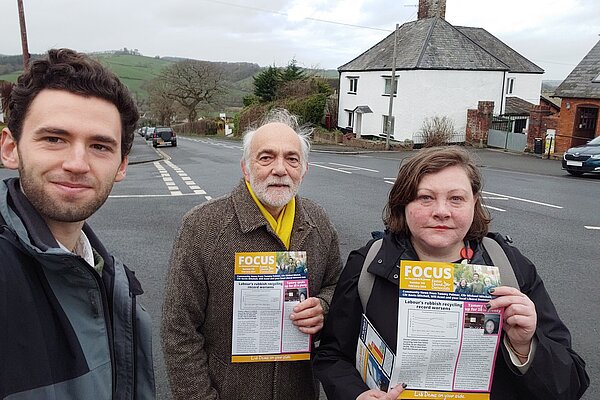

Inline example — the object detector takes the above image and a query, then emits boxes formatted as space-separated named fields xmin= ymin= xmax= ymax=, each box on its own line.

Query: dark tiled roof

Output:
xmin=338 ymin=17 xmax=542 ymax=73
xmin=554 ymin=40 xmax=600 ymax=99
xmin=339 ymin=17 xmax=508 ymax=72
xmin=456 ymin=27 xmax=543 ymax=74
xmin=504 ymin=96 xmax=535 ymax=115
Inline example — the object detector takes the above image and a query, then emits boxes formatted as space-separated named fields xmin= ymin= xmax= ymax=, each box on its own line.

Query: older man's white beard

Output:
xmin=249 ymin=176 xmax=299 ymax=210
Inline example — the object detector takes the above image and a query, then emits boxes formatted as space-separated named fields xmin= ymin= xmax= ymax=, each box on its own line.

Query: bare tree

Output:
xmin=159 ymin=60 xmax=223 ymax=123
xmin=146 ymin=79 xmax=177 ymax=126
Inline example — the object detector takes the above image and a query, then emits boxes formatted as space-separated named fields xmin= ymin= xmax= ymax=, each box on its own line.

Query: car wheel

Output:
xmin=567 ymin=170 xmax=584 ymax=176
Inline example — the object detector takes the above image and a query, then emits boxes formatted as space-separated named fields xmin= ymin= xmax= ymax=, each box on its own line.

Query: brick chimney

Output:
xmin=418 ymin=0 xmax=446 ymax=19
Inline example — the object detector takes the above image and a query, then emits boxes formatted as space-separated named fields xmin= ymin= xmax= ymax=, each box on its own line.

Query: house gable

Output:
xmin=554 ymin=39 xmax=600 ymax=99
xmin=456 ymin=27 xmax=544 ymax=74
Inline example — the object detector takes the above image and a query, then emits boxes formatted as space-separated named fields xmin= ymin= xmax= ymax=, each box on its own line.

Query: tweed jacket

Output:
xmin=161 ymin=181 xmax=343 ymax=400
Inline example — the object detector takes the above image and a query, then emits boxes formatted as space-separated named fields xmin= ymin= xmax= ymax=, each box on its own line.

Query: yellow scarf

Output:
xmin=245 ymin=180 xmax=295 ymax=249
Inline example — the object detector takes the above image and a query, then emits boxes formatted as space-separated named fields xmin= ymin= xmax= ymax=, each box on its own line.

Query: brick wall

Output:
xmin=555 ymin=97 xmax=600 ymax=153
xmin=465 ymin=101 xmax=494 ymax=145
xmin=527 ymin=105 xmax=553 ymax=150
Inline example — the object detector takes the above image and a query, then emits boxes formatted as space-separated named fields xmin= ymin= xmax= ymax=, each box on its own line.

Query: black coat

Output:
xmin=314 ymin=231 xmax=589 ymax=400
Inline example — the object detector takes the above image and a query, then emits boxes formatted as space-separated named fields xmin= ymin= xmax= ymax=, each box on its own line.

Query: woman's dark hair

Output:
xmin=383 ymin=146 xmax=491 ymax=241
xmin=7 ymin=48 xmax=138 ymax=160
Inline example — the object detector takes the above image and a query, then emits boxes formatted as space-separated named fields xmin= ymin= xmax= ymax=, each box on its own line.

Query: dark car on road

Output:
xmin=152 ymin=127 xmax=177 ymax=148
xmin=562 ymin=136 xmax=600 ymax=176
xmin=144 ymin=127 xmax=155 ymax=140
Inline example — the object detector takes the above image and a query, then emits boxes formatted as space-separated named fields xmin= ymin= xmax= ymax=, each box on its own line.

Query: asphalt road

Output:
xmin=1 ymin=135 xmax=597 ymax=399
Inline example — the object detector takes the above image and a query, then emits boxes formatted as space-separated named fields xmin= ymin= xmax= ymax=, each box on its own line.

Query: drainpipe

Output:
xmin=500 ymin=71 xmax=506 ymax=115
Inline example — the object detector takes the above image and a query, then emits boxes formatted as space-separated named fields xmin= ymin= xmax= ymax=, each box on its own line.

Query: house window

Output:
xmin=382 ymin=115 xmax=395 ymax=134
xmin=578 ymin=108 xmax=597 ymax=130
xmin=348 ymin=77 xmax=358 ymax=94
xmin=506 ymin=78 xmax=515 ymax=94
xmin=384 ymin=77 xmax=398 ymax=96
xmin=347 ymin=111 xmax=354 ymax=128
xmin=513 ymin=118 xmax=527 ymax=133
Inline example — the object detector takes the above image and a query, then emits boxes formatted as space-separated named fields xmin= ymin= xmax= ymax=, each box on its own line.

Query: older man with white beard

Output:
xmin=161 ymin=109 xmax=343 ymax=400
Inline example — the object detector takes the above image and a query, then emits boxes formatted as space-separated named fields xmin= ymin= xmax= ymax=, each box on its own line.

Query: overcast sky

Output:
xmin=2 ymin=0 xmax=599 ymax=80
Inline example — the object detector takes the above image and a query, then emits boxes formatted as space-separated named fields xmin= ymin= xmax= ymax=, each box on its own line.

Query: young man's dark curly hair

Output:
xmin=7 ymin=48 xmax=138 ymax=160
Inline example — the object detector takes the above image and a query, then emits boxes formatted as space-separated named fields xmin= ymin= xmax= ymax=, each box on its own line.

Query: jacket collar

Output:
xmin=3 ymin=177 xmax=58 ymax=251
xmin=1 ymin=178 xmax=116 ymax=274
xmin=367 ymin=231 xmax=417 ymax=284
xmin=231 ymin=179 xmax=313 ymax=250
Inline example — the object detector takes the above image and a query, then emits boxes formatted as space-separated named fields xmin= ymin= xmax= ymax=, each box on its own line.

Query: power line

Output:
xmin=200 ymin=0 xmax=576 ymax=69
xmin=199 ymin=0 xmax=392 ymax=32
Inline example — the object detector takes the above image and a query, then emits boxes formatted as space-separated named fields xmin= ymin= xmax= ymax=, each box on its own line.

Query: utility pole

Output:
xmin=385 ymin=24 xmax=399 ymax=151
xmin=17 ymin=0 xmax=30 ymax=70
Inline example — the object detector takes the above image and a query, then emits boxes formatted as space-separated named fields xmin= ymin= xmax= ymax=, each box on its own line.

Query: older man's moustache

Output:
xmin=266 ymin=180 xmax=292 ymax=187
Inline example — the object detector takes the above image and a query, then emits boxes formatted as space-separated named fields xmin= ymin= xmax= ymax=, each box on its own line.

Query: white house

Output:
xmin=337 ymin=0 xmax=543 ymax=143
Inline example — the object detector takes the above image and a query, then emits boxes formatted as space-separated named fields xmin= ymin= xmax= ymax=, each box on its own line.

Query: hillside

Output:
xmin=0 ymin=52 xmax=338 ymax=113
xmin=94 ymin=54 xmax=173 ymax=98
xmin=0 ymin=53 xmax=261 ymax=107
xmin=542 ymin=80 xmax=563 ymax=92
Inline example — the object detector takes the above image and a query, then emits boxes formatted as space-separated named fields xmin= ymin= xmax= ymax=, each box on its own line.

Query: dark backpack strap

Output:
xmin=481 ymin=236 xmax=520 ymax=290
xmin=358 ymin=238 xmax=383 ymax=313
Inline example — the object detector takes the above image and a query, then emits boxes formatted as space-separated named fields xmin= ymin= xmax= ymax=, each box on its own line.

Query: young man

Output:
xmin=161 ymin=109 xmax=342 ymax=400
xmin=0 ymin=49 xmax=155 ymax=399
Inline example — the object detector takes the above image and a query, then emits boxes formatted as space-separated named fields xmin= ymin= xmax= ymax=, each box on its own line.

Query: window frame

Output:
xmin=347 ymin=76 xmax=359 ymax=94
xmin=382 ymin=76 xmax=398 ymax=96
xmin=506 ymin=77 xmax=515 ymax=95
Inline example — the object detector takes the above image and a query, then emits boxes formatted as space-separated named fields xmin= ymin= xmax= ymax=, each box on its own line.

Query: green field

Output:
xmin=94 ymin=54 xmax=173 ymax=98
xmin=0 ymin=72 xmax=21 ymax=83
xmin=0 ymin=53 xmax=338 ymax=116
xmin=0 ymin=54 xmax=173 ymax=99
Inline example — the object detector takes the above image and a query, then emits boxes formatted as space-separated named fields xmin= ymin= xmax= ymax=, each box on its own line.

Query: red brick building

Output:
xmin=553 ymin=40 xmax=600 ymax=153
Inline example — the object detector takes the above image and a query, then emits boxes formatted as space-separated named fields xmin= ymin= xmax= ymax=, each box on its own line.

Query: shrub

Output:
xmin=419 ymin=116 xmax=456 ymax=147
xmin=283 ymin=93 xmax=327 ymax=125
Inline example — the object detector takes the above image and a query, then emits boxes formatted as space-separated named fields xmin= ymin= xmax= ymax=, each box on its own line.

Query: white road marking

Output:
xmin=109 ymin=193 xmax=205 ymax=198
xmin=328 ymin=162 xmax=379 ymax=173
xmin=384 ymin=180 xmax=395 ymax=185
xmin=584 ymin=226 xmax=600 ymax=230
xmin=483 ymin=205 xmax=506 ymax=212
xmin=309 ymin=163 xmax=352 ymax=174
xmin=181 ymin=136 xmax=242 ymax=150
xmin=482 ymin=191 xmax=563 ymax=209
xmin=150 ymin=160 xmax=212 ymax=198
xmin=482 ymin=196 xmax=509 ymax=200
